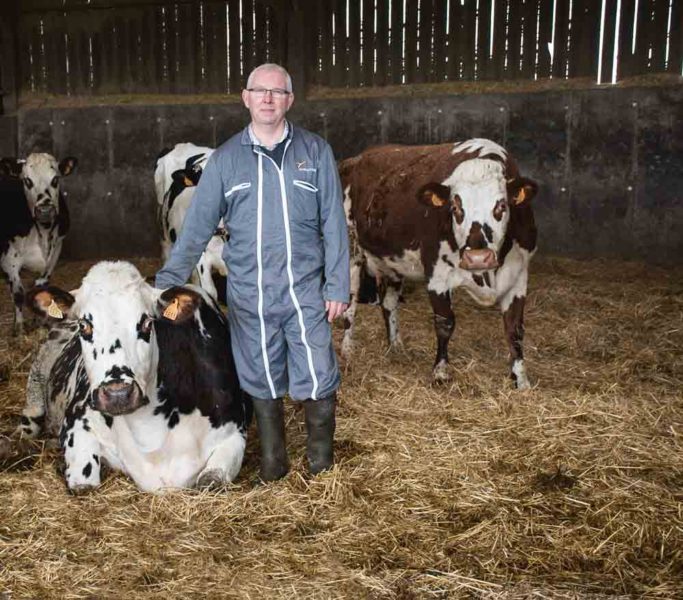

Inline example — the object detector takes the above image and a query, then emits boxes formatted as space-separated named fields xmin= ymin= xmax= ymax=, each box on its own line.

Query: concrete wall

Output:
xmin=15 ymin=84 xmax=683 ymax=263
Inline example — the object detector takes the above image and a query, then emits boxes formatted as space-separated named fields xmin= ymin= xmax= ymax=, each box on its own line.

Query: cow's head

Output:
xmin=28 ymin=261 xmax=204 ymax=417
xmin=20 ymin=153 xmax=77 ymax=227
xmin=418 ymin=159 xmax=537 ymax=271
xmin=170 ymin=152 xmax=206 ymax=190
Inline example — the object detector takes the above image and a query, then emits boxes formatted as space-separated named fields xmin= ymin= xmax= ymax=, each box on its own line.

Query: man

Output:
xmin=156 ymin=63 xmax=350 ymax=482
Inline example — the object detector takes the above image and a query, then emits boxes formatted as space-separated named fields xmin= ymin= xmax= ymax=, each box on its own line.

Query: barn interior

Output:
xmin=0 ymin=0 xmax=681 ymax=597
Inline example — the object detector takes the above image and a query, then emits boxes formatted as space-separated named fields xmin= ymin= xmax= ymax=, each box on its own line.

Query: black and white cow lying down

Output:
xmin=19 ymin=261 xmax=251 ymax=493
xmin=1 ymin=153 xmax=77 ymax=334
xmin=154 ymin=143 xmax=228 ymax=302
xmin=339 ymin=139 xmax=539 ymax=389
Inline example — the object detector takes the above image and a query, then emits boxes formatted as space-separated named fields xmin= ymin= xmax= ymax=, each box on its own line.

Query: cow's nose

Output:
xmin=460 ymin=248 xmax=498 ymax=271
xmin=93 ymin=381 xmax=146 ymax=416
xmin=34 ymin=204 xmax=56 ymax=224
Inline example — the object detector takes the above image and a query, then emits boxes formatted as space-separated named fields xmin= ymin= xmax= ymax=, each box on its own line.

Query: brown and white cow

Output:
xmin=339 ymin=139 xmax=538 ymax=389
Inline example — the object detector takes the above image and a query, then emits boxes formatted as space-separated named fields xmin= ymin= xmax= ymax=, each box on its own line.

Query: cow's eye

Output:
xmin=23 ymin=177 xmax=33 ymax=189
xmin=452 ymin=194 xmax=465 ymax=224
xmin=51 ymin=176 xmax=60 ymax=187
xmin=493 ymin=199 xmax=507 ymax=221
xmin=79 ymin=319 xmax=93 ymax=338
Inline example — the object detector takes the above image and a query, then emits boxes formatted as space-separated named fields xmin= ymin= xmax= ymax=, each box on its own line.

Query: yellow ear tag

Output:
xmin=184 ymin=176 xmax=194 ymax=187
xmin=46 ymin=299 xmax=64 ymax=319
xmin=163 ymin=298 xmax=180 ymax=320
xmin=514 ymin=187 xmax=527 ymax=205
xmin=430 ymin=193 xmax=444 ymax=207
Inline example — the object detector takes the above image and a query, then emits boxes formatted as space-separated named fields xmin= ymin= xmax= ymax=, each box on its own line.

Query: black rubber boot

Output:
xmin=252 ymin=397 xmax=289 ymax=482
xmin=303 ymin=394 xmax=336 ymax=475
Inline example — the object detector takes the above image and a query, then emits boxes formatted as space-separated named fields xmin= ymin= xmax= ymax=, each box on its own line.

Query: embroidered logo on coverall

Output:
xmin=296 ymin=160 xmax=317 ymax=172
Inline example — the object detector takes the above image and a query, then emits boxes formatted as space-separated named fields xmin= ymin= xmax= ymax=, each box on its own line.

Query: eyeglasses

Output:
xmin=246 ymin=87 xmax=290 ymax=98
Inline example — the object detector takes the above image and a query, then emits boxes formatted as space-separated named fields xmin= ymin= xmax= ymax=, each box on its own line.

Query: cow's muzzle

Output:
xmin=34 ymin=204 xmax=56 ymax=226
xmin=459 ymin=248 xmax=498 ymax=271
xmin=92 ymin=381 xmax=147 ymax=416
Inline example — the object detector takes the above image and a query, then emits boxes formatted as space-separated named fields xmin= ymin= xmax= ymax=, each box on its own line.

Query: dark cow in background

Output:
xmin=340 ymin=139 xmax=538 ymax=389
xmin=0 ymin=153 xmax=77 ymax=334
xmin=154 ymin=143 xmax=228 ymax=302
xmin=19 ymin=261 xmax=251 ymax=493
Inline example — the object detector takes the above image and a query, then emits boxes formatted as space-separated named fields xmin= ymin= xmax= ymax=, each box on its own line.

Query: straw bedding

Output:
xmin=0 ymin=255 xmax=681 ymax=599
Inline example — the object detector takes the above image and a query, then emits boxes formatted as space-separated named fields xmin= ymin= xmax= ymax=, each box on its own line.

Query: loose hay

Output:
xmin=0 ymin=256 xmax=681 ymax=599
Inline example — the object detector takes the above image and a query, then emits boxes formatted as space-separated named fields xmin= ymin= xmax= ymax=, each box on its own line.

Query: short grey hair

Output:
xmin=245 ymin=63 xmax=293 ymax=93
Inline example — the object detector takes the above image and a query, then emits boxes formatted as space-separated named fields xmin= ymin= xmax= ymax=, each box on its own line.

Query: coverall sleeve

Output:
xmin=318 ymin=143 xmax=350 ymax=303
xmin=155 ymin=153 xmax=225 ymax=289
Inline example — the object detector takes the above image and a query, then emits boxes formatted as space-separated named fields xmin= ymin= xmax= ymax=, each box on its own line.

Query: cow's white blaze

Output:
xmin=443 ymin=158 xmax=509 ymax=254
xmin=452 ymin=138 xmax=507 ymax=161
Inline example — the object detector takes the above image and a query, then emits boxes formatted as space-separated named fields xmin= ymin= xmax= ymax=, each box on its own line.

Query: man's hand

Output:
xmin=325 ymin=300 xmax=348 ymax=323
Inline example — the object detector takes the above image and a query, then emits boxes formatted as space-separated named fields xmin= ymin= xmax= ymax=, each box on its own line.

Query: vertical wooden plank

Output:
xmin=254 ymin=1 xmax=267 ymax=65
xmin=17 ymin=12 xmax=36 ymax=97
xmin=536 ymin=0 xmax=552 ymax=78
xmin=647 ymin=0 xmax=670 ymax=72
xmin=1 ymin=0 xmax=19 ymax=111
xmin=598 ymin=0 xmax=619 ymax=83
xmin=362 ymin=0 xmax=374 ymax=85
xmin=616 ymin=0 xmax=636 ymax=79
xmin=521 ymin=0 xmax=538 ymax=79
xmin=507 ymin=0 xmax=523 ymax=78
xmin=45 ymin=11 xmax=67 ymax=94
xmin=390 ymin=0 xmax=403 ymax=84
xmin=551 ymin=0 xmax=570 ymax=78
xmin=667 ymin=0 xmax=682 ymax=73
xmin=317 ymin=0 xmax=332 ymax=86
xmin=287 ymin=1 xmax=307 ymax=95
xmin=227 ymin=0 xmax=241 ymax=93
xmin=140 ymin=4 xmax=160 ymax=93
xmin=490 ymin=0 xmax=508 ymax=80
xmin=417 ymin=0 xmax=433 ymax=82
xmin=570 ymin=0 xmax=599 ymax=78
xmin=446 ymin=0 xmax=461 ymax=79
xmin=404 ymin=0 xmax=418 ymax=82
xmin=348 ymin=0 xmax=361 ymax=86
xmin=476 ymin=0 xmax=492 ymax=79
xmin=331 ymin=0 xmax=346 ymax=86
xmin=274 ymin=0 xmax=287 ymax=68
xmin=177 ymin=1 xmax=197 ymax=93
xmin=64 ymin=10 xmax=84 ymax=95
xmin=461 ymin=0 xmax=477 ymax=80
xmin=632 ymin=0 xmax=650 ymax=74
xmin=242 ymin=0 xmax=255 ymax=80
xmin=205 ymin=1 xmax=227 ymax=93
xmin=432 ymin=0 xmax=447 ymax=81
xmin=375 ymin=0 xmax=389 ymax=85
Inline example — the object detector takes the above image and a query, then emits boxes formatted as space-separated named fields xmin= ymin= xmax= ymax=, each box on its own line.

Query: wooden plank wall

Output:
xmin=14 ymin=0 xmax=683 ymax=98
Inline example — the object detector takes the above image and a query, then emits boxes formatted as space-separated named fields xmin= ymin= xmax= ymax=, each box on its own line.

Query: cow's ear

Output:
xmin=59 ymin=157 xmax=78 ymax=176
xmin=0 ymin=157 xmax=22 ymax=178
xmin=158 ymin=287 xmax=202 ymax=324
xmin=417 ymin=183 xmax=451 ymax=208
xmin=171 ymin=169 xmax=196 ymax=188
xmin=507 ymin=177 xmax=538 ymax=206
xmin=27 ymin=286 xmax=76 ymax=321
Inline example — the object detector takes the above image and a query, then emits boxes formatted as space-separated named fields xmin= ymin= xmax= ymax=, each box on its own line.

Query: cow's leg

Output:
xmin=35 ymin=238 xmax=63 ymax=287
xmin=196 ymin=427 xmax=247 ymax=489
xmin=341 ymin=259 xmax=362 ymax=359
xmin=380 ymin=278 xmax=404 ymax=352
xmin=61 ymin=413 xmax=104 ymax=493
xmin=18 ymin=343 xmax=53 ymax=438
xmin=501 ymin=294 xmax=530 ymax=390
xmin=4 ymin=265 xmax=25 ymax=336
xmin=428 ymin=290 xmax=455 ymax=383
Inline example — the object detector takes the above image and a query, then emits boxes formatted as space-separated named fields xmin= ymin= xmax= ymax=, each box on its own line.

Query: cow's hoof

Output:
xmin=387 ymin=339 xmax=404 ymax=354
xmin=515 ymin=378 xmax=531 ymax=391
xmin=196 ymin=469 xmax=225 ymax=490
xmin=431 ymin=361 xmax=451 ymax=384
xmin=68 ymin=484 xmax=97 ymax=496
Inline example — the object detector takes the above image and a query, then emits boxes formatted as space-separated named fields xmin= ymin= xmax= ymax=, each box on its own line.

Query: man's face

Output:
xmin=242 ymin=69 xmax=294 ymax=127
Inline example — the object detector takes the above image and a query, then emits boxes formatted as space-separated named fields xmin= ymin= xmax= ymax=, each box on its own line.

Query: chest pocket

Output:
xmin=291 ymin=179 xmax=319 ymax=222
xmin=224 ymin=181 xmax=253 ymax=224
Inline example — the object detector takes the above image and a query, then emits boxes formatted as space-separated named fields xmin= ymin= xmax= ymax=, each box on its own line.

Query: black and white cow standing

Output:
xmin=154 ymin=143 xmax=228 ymax=302
xmin=0 ymin=153 xmax=77 ymax=334
xmin=19 ymin=261 xmax=251 ymax=493
xmin=339 ymin=139 xmax=539 ymax=389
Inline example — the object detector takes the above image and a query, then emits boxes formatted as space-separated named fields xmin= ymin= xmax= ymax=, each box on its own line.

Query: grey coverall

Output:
xmin=156 ymin=124 xmax=350 ymax=401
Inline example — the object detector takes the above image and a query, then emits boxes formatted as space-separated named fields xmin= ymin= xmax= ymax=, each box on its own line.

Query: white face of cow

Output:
xmin=445 ymin=159 xmax=509 ymax=271
xmin=21 ymin=153 xmax=76 ymax=226
xmin=70 ymin=262 xmax=161 ymax=416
